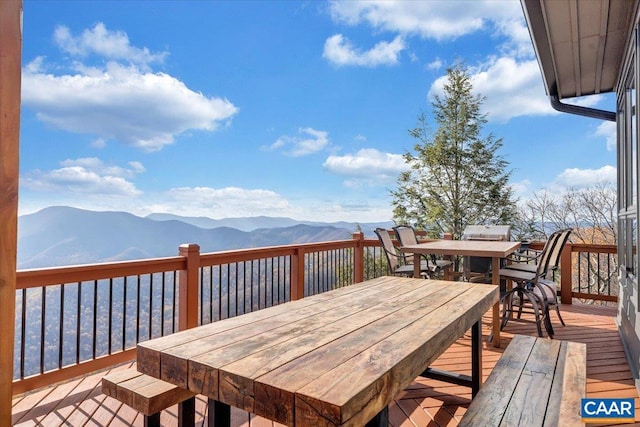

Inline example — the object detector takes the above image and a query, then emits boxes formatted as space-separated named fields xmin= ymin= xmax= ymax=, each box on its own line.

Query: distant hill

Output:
xmin=18 ymin=206 xmax=391 ymax=269
xmin=145 ymin=213 xmax=300 ymax=231
xmin=145 ymin=212 xmax=392 ymax=235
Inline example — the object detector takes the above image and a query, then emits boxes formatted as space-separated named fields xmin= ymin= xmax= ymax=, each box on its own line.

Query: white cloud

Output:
xmin=552 ymin=166 xmax=617 ymax=189
xmin=328 ymin=0 xmax=522 ymax=41
xmin=59 ymin=157 xmax=146 ymax=178
xmin=91 ymin=138 xmax=107 ymax=149
xmin=562 ymin=94 xmax=608 ymax=109
xmin=427 ymin=57 xmax=552 ymax=122
xmin=510 ymin=165 xmax=617 ymax=204
xmin=21 ymin=157 xmax=143 ymax=196
xmin=594 ymin=120 xmax=617 ymax=151
xmin=54 ymin=23 xmax=168 ymax=66
xmin=429 ymin=57 xmax=616 ymax=123
xmin=266 ymin=127 xmax=330 ymax=157
xmin=324 ymin=0 xmax=570 ymax=125
xmin=325 ymin=2 xmax=552 ymax=122
xmin=471 ymin=57 xmax=553 ymax=121
xmin=493 ymin=17 xmax=536 ymax=58
xmin=22 ymin=25 xmax=238 ymax=152
xmin=516 ymin=167 xmax=617 ymax=204
xmin=510 ymin=179 xmax=532 ymax=199
xmin=165 ymin=187 xmax=292 ymax=217
xmin=128 ymin=161 xmax=146 ymax=174
xmin=290 ymin=199 xmax=393 ymax=222
xmin=323 ymin=34 xmax=405 ymax=67
xmin=18 ymin=182 xmax=395 ymax=223
xmin=167 ymin=190 xmax=393 ymax=223
xmin=427 ymin=58 xmax=443 ymax=70
xmin=323 ymin=148 xmax=409 ymax=186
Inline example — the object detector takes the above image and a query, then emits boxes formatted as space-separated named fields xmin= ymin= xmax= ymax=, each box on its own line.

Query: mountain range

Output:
xmin=17 ymin=206 xmax=393 ymax=269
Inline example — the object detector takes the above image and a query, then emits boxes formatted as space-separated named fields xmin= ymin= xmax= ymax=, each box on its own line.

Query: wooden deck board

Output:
xmin=11 ymin=302 xmax=639 ymax=426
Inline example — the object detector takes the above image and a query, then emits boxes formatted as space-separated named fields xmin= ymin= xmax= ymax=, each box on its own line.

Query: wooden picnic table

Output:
xmin=137 ymin=276 xmax=498 ymax=426
xmin=400 ymin=239 xmax=521 ymax=348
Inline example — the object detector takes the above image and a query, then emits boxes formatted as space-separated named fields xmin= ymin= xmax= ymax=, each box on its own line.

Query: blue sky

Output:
xmin=18 ymin=0 xmax=617 ymax=223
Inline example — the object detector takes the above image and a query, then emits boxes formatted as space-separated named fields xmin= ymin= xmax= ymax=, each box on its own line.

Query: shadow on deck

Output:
xmin=11 ymin=303 xmax=638 ymax=427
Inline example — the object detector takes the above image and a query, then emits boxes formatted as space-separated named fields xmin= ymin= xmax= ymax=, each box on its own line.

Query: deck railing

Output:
xmin=12 ymin=232 xmax=615 ymax=395
xmin=523 ymin=241 xmax=618 ymax=304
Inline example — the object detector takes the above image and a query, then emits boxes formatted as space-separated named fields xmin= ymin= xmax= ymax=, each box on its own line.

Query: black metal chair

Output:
xmin=498 ymin=229 xmax=572 ymax=337
xmin=374 ymin=227 xmax=433 ymax=278
xmin=392 ymin=225 xmax=453 ymax=277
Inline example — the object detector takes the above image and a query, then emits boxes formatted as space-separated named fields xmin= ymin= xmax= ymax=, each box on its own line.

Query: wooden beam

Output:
xmin=0 ymin=0 xmax=21 ymax=422
xmin=178 ymin=243 xmax=200 ymax=330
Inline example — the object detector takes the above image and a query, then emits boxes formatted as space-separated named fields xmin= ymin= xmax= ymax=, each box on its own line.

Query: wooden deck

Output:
xmin=11 ymin=302 xmax=640 ymax=427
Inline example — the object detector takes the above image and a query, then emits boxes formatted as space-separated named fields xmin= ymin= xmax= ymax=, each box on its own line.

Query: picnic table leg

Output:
xmin=365 ymin=405 xmax=388 ymax=427
xmin=144 ymin=413 xmax=160 ymax=427
xmin=491 ymin=257 xmax=501 ymax=348
xmin=413 ymin=253 xmax=420 ymax=278
xmin=443 ymin=261 xmax=453 ymax=281
xmin=471 ymin=319 xmax=482 ymax=397
xmin=208 ymin=399 xmax=230 ymax=427
xmin=178 ymin=396 xmax=195 ymax=427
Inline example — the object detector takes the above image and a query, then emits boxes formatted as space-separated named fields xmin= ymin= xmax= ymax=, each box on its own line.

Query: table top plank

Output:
xmin=137 ymin=277 xmax=497 ymax=427
xmin=137 ymin=276 xmax=401 ymax=379
xmin=293 ymin=285 xmax=498 ymax=426
xmin=220 ymin=282 xmax=466 ymax=424
xmin=159 ymin=277 xmax=416 ymax=389
xmin=254 ymin=284 xmax=498 ymax=424
xmin=187 ymin=278 xmax=441 ymax=400
xmin=400 ymin=240 xmax=520 ymax=258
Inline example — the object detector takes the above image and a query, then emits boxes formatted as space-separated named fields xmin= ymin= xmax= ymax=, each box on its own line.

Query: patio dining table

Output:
xmin=399 ymin=239 xmax=521 ymax=348
xmin=136 ymin=275 xmax=498 ymax=426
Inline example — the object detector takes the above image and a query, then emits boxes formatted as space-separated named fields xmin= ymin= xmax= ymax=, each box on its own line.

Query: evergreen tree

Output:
xmin=391 ymin=64 xmax=517 ymax=239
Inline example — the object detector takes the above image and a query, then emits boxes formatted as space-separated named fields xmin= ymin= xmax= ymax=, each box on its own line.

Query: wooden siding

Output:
xmin=11 ymin=302 xmax=639 ymax=427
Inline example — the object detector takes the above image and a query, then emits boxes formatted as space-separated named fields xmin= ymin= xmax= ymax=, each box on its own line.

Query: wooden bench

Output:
xmin=459 ymin=334 xmax=586 ymax=426
xmin=102 ymin=367 xmax=196 ymax=427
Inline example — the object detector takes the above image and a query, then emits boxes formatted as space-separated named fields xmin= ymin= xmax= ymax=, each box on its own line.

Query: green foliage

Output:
xmin=391 ymin=64 xmax=518 ymax=239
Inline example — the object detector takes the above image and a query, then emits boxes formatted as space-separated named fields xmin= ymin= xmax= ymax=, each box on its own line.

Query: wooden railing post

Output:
xmin=0 ymin=0 xmax=21 ymax=415
xmin=353 ymin=231 xmax=364 ymax=284
xmin=291 ymin=248 xmax=305 ymax=300
xmin=560 ymin=243 xmax=573 ymax=304
xmin=443 ymin=232 xmax=453 ymax=240
xmin=178 ymin=243 xmax=200 ymax=330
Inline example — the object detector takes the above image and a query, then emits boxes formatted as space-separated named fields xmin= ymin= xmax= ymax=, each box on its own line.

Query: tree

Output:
xmin=512 ymin=183 xmax=617 ymax=305
xmin=391 ymin=64 xmax=517 ymax=239
xmin=513 ymin=183 xmax=617 ymax=244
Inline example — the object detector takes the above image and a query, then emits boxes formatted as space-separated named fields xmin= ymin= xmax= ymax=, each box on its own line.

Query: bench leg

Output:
xmin=179 ymin=396 xmax=196 ymax=427
xmin=471 ymin=319 xmax=482 ymax=397
xmin=208 ymin=398 xmax=230 ymax=427
xmin=144 ymin=413 xmax=160 ymax=427
xmin=365 ymin=405 xmax=388 ymax=427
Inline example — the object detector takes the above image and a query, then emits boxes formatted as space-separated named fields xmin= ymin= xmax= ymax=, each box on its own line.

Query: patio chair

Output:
xmin=392 ymin=225 xmax=453 ymax=277
xmin=502 ymin=228 xmax=571 ymax=327
xmin=498 ymin=228 xmax=572 ymax=337
xmin=374 ymin=228 xmax=434 ymax=278
xmin=502 ymin=228 xmax=572 ymax=276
